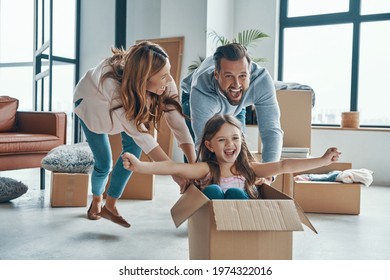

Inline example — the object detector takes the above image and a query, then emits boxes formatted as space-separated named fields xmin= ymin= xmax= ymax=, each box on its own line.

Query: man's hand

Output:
xmin=172 ymin=175 xmax=189 ymax=194
xmin=255 ymin=177 xmax=273 ymax=186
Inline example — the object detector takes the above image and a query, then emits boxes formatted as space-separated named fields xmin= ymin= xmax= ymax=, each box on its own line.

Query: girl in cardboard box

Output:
xmin=122 ymin=114 xmax=341 ymax=200
xmin=74 ymin=41 xmax=197 ymax=228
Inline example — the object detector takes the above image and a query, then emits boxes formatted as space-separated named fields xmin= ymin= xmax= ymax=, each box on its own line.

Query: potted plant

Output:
xmin=187 ymin=28 xmax=269 ymax=73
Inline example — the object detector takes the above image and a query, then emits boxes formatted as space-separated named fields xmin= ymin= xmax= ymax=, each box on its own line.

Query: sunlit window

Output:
xmin=358 ymin=21 xmax=390 ymax=126
xmin=0 ymin=0 xmax=34 ymax=109
xmin=287 ymin=0 xmax=349 ymax=17
xmin=283 ymin=24 xmax=352 ymax=125
xmin=0 ymin=0 xmax=78 ymax=143
xmin=361 ymin=0 xmax=390 ymax=15
xmin=280 ymin=0 xmax=390 ymax=127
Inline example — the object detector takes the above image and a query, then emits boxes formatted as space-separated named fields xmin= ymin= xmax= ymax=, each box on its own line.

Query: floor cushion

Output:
xmin=0 ymin=177 xmax=28 ymax=203
xmin=41 ymin=142 xmax=94 ymax=174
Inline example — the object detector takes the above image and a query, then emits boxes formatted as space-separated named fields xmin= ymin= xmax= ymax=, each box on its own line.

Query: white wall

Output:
xmin=206 ymin=0 xmax=234 ymax=56
xmin=126 ymin=0 xmax=161 ymax=45
xmin=79 ymin=0 xmax=115 ymax=76
xmin=160 ymin=0 xmax=208 ymax=80
xmin=79 ymin=0 xmax=390 ymax=186
xmin=234 ymin=0 xmax=279 ymax=78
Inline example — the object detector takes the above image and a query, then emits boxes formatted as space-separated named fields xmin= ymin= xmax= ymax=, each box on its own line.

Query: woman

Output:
xmin=73 ymin=41 xmax=196 ymax=228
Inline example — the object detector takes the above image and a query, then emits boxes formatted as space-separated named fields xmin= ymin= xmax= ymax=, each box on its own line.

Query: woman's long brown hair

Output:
xmin=100 ymin=41 xmax=185 ymax=132
xmin=196 ymin=114 xmax=258 ymax=198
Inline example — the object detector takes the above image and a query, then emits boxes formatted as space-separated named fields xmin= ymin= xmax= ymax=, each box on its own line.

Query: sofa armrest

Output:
xmin=16 ymin=111 xmax=67 ymax=144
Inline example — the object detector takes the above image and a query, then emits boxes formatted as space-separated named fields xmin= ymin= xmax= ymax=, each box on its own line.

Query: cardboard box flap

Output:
xmin=212 ymin=200 xmax=303 ymax=231
xmin=170 ymin=184 xmax=209 ymax=228
xmin=259 ymin=184 xmax=317 ymax=234
xmin=294 ymin=162 xmax=352 ymax=176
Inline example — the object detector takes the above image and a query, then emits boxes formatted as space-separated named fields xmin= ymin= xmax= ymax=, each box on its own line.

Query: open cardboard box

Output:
xmin=171 ymin=184 xmax=317 ymax=260
xmin=292 ymin=162 xmax=361 ymax=214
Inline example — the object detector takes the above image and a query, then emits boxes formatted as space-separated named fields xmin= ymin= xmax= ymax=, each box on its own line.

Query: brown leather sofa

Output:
xmin=0 ymin=111 xmax=67 ymax=189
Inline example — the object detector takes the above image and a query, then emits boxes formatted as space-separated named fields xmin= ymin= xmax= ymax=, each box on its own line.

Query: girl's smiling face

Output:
xmin=146 ymin=61 xmax=173 ymax=95
xmin=205 ymin=122 xmax=242 ymax=164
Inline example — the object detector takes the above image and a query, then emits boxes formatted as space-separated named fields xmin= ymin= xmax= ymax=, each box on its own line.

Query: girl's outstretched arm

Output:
xmin=251 ymin=147 xmax=341 ymax=178
xmin=121 ymin=152 xmax=209 ymax=180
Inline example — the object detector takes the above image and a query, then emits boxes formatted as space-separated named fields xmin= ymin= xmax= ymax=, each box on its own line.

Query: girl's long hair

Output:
xmin=101 ymin=41 xmax=185 ymax=132
xmin=196 ymin=114 xmax=258 ymax=198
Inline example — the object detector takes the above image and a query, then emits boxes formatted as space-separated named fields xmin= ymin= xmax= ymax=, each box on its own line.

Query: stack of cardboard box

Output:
xmin=256 ymin=90 xmax=361 ymax=215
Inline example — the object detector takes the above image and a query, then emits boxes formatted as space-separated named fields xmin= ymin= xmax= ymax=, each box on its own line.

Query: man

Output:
xmin=181 ymin=43 xmax=283 ymax=165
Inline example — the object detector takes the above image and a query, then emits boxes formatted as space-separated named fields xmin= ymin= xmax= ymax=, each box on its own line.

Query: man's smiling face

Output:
xmin=214 ymin=57 xmax=250 ymax=105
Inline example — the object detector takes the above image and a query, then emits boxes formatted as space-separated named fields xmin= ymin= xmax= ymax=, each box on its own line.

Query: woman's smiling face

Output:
xmin=146 ymin=60 xmax=172 ymax=95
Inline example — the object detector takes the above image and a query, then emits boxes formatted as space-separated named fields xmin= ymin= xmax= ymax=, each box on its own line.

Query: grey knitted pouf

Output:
xmin=41 ymin=142 xmax=94 ymax=174
xmin=0 ymin=177 xmax=28 ymax=203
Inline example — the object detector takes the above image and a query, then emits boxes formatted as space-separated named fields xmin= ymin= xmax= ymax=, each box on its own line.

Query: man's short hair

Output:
xmin=213 ymin=43 xmax=251 ymax=72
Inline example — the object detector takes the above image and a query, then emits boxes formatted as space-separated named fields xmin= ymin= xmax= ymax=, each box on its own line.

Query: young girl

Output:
xmin=122 ymin=114 xmax=341 ymax=200
xmin=74 ymin=41 xmax=196 ymax=227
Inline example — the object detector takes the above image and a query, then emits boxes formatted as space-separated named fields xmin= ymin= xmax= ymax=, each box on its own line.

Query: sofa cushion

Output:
xmin=41 ymin=142 xmax=94 ymax=174
xmin=0 ymin=177 xmax=28 ymax=203
xmin=0 ymin=133 xmax=60 ymax=154
xmin=0 ymin=96 xmax=18 ymax=132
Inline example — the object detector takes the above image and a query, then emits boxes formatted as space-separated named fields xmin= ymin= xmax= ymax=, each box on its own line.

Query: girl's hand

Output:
xmin=322 ymin=147 xmax=341 ymax=163
xmin=121 ymin=152 xmax=140 ymax=171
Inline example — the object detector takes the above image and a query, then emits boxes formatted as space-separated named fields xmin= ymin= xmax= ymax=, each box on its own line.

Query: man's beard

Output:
xmin=221 ymin=88 xmax=243 ymax=106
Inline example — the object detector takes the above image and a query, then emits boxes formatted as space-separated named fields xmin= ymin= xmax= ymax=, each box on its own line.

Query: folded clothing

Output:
xmin=294 ymin=168 xmax=374 ymax=187
xmin=294 ymin=170 xmax=340 ymax=182
xmin=336 ymin=168 xmax=374 ymax=187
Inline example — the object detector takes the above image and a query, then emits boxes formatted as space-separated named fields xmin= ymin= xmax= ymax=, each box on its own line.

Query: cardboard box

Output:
xmin=292 ymin=162 xmax=361 ymax=214
xmin=50 ymin=172 xmax=89 ymax=207
xmin=293 ymin=181 xmax=361 ymax=214
xmin=105 ymin=134 xmax=154 ymax=200
xmin=171 ymin=184 xmax=316 ymax=260
xmin=257 ymin=90 xmax=313 ymax=153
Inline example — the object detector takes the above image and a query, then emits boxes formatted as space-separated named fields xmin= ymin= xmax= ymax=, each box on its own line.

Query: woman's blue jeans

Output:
xmin=76 ymin=101 xmax=142 ymax=198
xmin=202 ymin=184 xmax=249 ymax=200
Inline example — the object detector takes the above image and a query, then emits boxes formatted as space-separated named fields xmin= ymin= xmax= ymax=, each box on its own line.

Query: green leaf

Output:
xmin=187 ymin=56 xmax=205 ymax=74
xmin=208 ymin=30 xmax=230 ymax=46
xmin=188 ymin=29 xmax=270 ymax=72
xmin=237 ymin=29 xmax=269 ymax=48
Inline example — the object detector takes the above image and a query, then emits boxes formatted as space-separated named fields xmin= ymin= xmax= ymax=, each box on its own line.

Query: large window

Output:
xmin=279 ymin=0 xmax=390 ymax=127
xmin=0 ymin=0 xmax=34 ymax=110
xmin=0 ymin=0 xmax=79 ymax=143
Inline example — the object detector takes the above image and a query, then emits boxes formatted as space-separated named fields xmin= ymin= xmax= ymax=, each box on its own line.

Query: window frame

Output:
xmin=278 ymin=0 xmax=390 ymax=128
